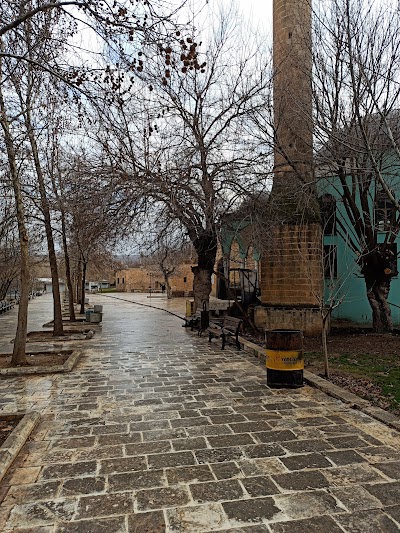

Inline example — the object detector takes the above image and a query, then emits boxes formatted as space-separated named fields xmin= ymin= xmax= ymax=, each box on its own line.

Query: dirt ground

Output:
xmin=303 ymin=330 xmax=400 ymax=414
xmin=0 ymin=352 xmax=70 ymax=369
xmin=304 ymin=329 xmax=400 ymax=357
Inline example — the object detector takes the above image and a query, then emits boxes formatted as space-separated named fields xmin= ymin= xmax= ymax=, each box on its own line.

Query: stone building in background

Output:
xmin=115 ymin=263 xmax=194 ymax=296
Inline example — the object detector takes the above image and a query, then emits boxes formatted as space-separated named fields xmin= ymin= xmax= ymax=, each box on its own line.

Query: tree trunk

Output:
xmin=77 ymin=269 xmax=82 ymax=307
xmin=60 ymin=212 xmax=76 ymax=321
xmin=361 ymin=246 xmax=397 ymax=333
xmin=0 ymin=279 xmax=12 ymax=300
xmin=25 ymin=110 xmax=64 ymax=336
xmin=162 ymin=274 xmax=172 ymax=299
xmin=191 ymin=234 xmax=217 ymax=312
xmin=80 ymin=260 xmax=87 ymax=315
xmin=50 ymin=154 xmax=76 ymax=322
xmin=0 ymin=81 xmax=28 ymax=365
xmin=166 ymin=282 xmax=172 ymax=299
xmin=321 ymin=311 xmax=330 ymax=379
xmin=365 ymin=278 xmax=393 ymax=333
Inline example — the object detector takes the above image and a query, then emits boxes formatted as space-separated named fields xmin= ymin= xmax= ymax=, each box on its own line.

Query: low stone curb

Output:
xmin=42 ymin=319 xmax=101 ymax=328
xmin=237 ymin=335 xmax=400 ymax=432
xmin=0 ymin=349 xmax=82 ymax=376
xmin=0 ymin=412 xmax=40 ymax=483
xmin=27 ymin=330 xmax=95 ymax=342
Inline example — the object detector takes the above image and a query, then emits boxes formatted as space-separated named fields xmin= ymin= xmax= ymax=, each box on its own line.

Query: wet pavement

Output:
xmin=1 ymin=293 xmax=400 ymax=532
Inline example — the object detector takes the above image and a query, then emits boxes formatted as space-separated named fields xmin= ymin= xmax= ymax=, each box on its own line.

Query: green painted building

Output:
xmin=319 ymin=176 xmax=400 ymax=326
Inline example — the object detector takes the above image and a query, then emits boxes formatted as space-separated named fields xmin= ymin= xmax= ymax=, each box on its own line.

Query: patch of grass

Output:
xmin=305 ymin=350 xmax=400 ymax=412
xmin=98 ymin=288 xmax=117 ymax=293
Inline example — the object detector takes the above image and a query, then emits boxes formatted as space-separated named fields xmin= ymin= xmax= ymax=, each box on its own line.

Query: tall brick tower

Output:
xmin=254 ymin=0 xmax=323 ymax=335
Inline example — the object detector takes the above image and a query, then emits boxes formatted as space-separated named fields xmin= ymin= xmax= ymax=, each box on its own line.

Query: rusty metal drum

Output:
xmin=266 ymin=329 xmax=304 ymax=388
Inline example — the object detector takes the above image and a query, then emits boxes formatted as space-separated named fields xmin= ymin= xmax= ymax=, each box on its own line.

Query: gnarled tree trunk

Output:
xmin=362 ymin=246 xmax=396 ymax=332
xmin=364 ymin=276 xmax=393 ymax=332
xmin=192 ymin=234 xmax=217 ymax=312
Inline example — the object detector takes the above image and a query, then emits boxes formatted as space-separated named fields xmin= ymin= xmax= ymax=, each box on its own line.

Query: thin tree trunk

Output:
xmin=60 ymin=209 xmax=75 ymax=321
xmin=0 ymin=279 xmax=12 ymax=300
xmin=0 ymin=80 xmax=28 ymax=365
xmin=161 ymin=268 xmax=172 ymax=299
xmin=166 ymin=280 xmax=172 ymax=299
xmin=77 ymin=266 xmax=82 ymax=307
xmin=64 ymin=244 xmax=76 ymax=321
xmin=80 ymin=260 xmax=87 ymax=315
xmin=322 ymin=312 xmax=330 ymax=378
xmin=25 ymin=110 xmax=64 ymax=336
xmin=48 ymin=146 xmax=76 ymax=322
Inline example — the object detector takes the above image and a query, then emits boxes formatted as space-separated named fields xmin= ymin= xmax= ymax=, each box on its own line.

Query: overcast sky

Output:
xmin=239 ymin=0 xmax=273 ymax=30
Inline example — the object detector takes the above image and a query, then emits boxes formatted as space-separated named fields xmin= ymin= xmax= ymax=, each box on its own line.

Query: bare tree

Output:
xmin=313 ymin=0 xmax=400 ymax=332
xmin=0 ymin=196 xmax=20 ymax=300
xmin=0 ymin=0 xmax=191 ymax=362
xmin=146 ymin=221 xmax=193 ymax=299
xmin=63 ymin=157 xmax=121 ymax=313
xmin=0 ymin=76 xmax=31 ymax=364
xmin=92 ymin=4 xmax=272 ymax=311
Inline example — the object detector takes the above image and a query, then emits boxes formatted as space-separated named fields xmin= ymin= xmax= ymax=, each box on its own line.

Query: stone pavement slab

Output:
xmin=0 ymin=293 xmax=400 ymax=531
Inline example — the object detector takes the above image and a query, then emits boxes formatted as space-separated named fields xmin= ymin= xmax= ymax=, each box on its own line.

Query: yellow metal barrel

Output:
xmin=185 ymin=300 xmax=195 ymax=318
xmin=266 ymin=330 xmax=304 ymax=388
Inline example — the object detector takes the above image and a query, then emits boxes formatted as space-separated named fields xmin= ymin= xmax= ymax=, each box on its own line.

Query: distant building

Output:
xmin=85 ymin=280 xmax=110 ymax=292
xmin=36 ymin=278 xmax=65 ymax=294
xmin=115 ymin=263 xmax=194 ymax=296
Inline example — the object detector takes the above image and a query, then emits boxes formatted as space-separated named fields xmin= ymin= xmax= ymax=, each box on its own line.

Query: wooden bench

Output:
xmin=0 ymin=300 xmax=13 ymax=313
xmin=207 ymin=316 xmax=243 ymax=350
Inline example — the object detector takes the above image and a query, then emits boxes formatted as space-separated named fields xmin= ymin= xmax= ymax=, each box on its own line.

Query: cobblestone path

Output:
xmin=1 ymin=294 xmax=400 ymax=532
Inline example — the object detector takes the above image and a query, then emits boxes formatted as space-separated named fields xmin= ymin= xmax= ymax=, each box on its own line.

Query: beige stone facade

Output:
xmin=115 ymin=263 xmax=194 ymax=296
xmin=259 ymin=224 xmax=322 ymax=307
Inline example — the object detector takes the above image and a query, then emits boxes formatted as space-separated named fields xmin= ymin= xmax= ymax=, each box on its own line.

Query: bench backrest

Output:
xmin=223 ymin=316 xmax=242 ymax=331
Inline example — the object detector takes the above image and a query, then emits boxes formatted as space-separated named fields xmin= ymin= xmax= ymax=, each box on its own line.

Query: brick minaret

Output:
xmin=255 ymin=0 xmax=323 ymax=335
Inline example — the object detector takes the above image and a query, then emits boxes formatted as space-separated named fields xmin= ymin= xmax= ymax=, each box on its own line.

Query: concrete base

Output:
xmin=254 ymin=305 xmax=322 ymax=336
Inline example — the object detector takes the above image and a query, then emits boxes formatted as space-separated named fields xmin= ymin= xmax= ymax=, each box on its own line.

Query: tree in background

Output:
xmin=0 ymin=197 xmax=20 ymax=300
xmin=0 ymin=0 xmax=190 ymax=362
xmin=92 ymin=4 xmax=272 ymax=311
xmin=313 ymin=0 xmax=400 ymax=332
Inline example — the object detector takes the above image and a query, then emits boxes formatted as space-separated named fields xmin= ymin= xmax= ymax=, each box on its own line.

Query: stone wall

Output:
xmin=115 ymin=264 xmax=194 ymax=295
xmin=259 ymin=224 xmax=322 ymax=307
xmin=254 ymin=306 xmax=322 ymax=337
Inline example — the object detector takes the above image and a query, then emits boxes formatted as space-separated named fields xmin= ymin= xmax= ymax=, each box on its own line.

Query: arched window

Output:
xmin=320 ymin=194 xmax=336 ymax=235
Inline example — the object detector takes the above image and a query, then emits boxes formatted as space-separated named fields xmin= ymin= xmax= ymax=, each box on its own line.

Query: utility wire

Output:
xmin=99 ymin=293 xmax=186 ymax=321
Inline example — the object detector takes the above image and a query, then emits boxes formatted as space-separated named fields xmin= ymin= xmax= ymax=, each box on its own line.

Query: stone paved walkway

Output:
xmin=1 ymin=293 xmax=400 ymax=532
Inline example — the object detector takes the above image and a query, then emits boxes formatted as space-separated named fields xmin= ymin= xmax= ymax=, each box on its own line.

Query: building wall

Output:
xmin=319 ymin=179 xmax=400 ymax=326
xmin=259 ymin=224 xmax=322 ymax=307
xmin=115 ymin=264 xmax=195 ymax=295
